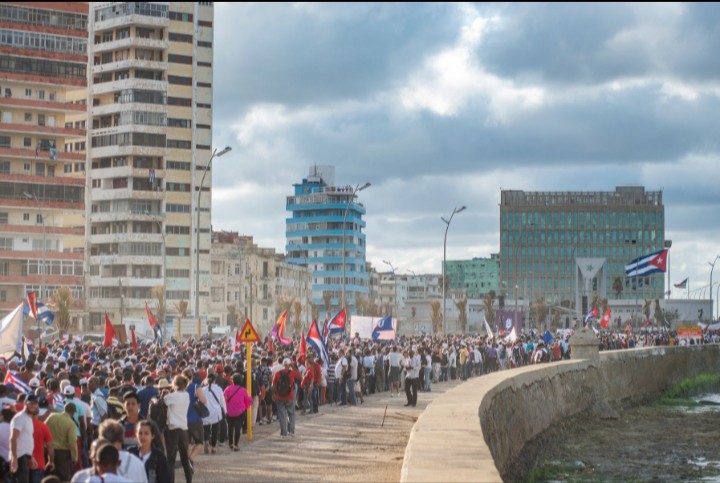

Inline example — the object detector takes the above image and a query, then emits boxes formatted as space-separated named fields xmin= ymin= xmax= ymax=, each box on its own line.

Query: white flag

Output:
xmin=484 ymin=316 xmax=494 ymax=340
xmin=0 ymin=304 xmax=24 ymax=358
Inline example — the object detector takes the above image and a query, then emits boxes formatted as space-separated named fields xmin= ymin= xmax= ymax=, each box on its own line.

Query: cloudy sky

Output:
xmin=209 ymin=3 xmax=720 ymax=304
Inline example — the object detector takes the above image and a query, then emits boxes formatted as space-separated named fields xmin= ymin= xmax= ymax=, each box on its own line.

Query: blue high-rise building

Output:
xmin=286 ymin=166 xmax=369 ymax=317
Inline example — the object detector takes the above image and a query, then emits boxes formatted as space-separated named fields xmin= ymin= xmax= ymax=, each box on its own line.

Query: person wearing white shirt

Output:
xmin=334 ymin=349 xmax=349 ymax=406
xmin=404 ymin=349 xmax=421 ymax=407
xmin=10 ymin=396 xmax=36 ymax=483
xmin=387 ymin=347 xmax=403 ymax=397
xmin=202 ymin=374 xmax=227 ymax=454
xmin=0 ymin=408 xmax=13 ymax=463
xmin=163 ymin=375 xmax=193 ymax=483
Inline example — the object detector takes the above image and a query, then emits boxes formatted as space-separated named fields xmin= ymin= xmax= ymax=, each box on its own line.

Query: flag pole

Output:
xmin=246 ymin=341 xmax=252 ymax=441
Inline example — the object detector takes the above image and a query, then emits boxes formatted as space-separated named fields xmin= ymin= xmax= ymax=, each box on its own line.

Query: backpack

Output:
xmin=148 ymin=397 xmax=168 ymax=431
xmin=276 ymin=370 xmax=292 ymax=397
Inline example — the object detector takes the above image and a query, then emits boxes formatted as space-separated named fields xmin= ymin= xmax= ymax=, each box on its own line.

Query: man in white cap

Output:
xmin=271 ymin=358 xmax=301 ymax=438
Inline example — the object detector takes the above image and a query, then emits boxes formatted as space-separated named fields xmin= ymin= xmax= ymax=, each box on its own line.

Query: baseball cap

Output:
xmin=282 ymin=358 xmax=292 ymax=366
xmin=29 ymin=378 xmax=40 ymax=388
xmin=79 ymin=378 xmax=88 ymax=386
xmin=62 ymin=385 xmax=75 ymax=396
xmin=25 ymin=394 xmax=38 ymax=403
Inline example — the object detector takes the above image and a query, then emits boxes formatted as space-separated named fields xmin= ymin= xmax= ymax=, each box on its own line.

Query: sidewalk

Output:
xmin=182 ymin=380 xmax=463 ymax=482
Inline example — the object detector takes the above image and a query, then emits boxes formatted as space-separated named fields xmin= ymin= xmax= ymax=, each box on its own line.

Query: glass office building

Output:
xmin=499 ymin=187 xmax=665 ymax=313
xmin=286 ymin=166 xmax=369 ymax=315
xmin=443 ymin=254 xmax=500 ymax=299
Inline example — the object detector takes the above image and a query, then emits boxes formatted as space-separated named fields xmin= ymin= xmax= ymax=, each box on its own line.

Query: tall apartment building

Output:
xmin=499 ymin=187 xmax=665 ymax=316
xmin=86 ymin=2 xmax=215 ymax=326
xmin=210 ymin=231 xmax=311 ymax=335
xmin=443 ymin=254 xmax=500 ymax=299
xmin=286 ymin=165 xmax=369 ymax=315
xmin=0 ymin=3 xmax=88 ymax=327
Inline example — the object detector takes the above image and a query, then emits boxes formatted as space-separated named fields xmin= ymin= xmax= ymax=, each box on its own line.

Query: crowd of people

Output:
xmin=0 ymin=323 xmax=717 ymax=483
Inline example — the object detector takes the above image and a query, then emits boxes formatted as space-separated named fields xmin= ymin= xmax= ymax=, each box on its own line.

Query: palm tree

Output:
xmin=533 ymin=297 xmax=548 ymax=330
xmin=276 ymin=297 xmax=292 ymax=319
xmin=51 ymin=287 xmax=73 ymax=333
xmin=642 ymin=299 xmax=652 ymax=321
xmin=551 ymin=309 xmax=561 ymax=330
xmin=430 ymin=300 xmax=442 ymax=334
xmin=366 ymin=298 xmax=378 ymax=317
xmin=599 ymin=298 xmax=609 ymax=316
xmin=455 ymin=298 xmax=468 ymax=333
xmin=482 ymin=295 xmax=495 ymax=328
xmin=354 ymin=294 xmax=366 ymax=316
xmin=323 ymin=292 xmax=332 ymax=314
xmin=151 ymin=285 xmax=165 ymax=326
xmin=653 ymin=299 xmax=663 ymax=327
xmin=612 ymin=277 xmax=624 ymax=299
xmin=174 ymin=300 xmax=188 ymax=318
xmin=293 ymin=300 xmax=302 ymax=336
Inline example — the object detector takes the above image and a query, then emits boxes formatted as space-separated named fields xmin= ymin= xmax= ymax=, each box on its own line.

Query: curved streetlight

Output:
xmin=710 ymin=255 xmax=720 ymax=320
xmin=340 ymin=182 xmax=371 ymax=313
xmin=195 ymin=146 xmax=232 ymax=336
xmin=382 ymin=260 xmax=398 ymax=319
xmin=441 ymin=205 xmax=466 ymax=333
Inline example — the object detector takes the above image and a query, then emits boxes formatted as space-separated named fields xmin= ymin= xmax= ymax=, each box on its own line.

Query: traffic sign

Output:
xmin=238 ymin=319 xmax=261 ymax=343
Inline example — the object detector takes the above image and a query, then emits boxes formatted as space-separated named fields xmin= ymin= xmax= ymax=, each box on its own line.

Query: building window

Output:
xmin=23 ymin=137 xmax=31 ymax=147
xmin=24 ymin=113 xmax=31 ymax=122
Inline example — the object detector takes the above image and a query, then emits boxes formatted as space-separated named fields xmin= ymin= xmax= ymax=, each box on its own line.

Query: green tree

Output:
xmin=653 ymin=299 xmax=663 ymax=327
xmin=51 ymin=287 xmax=73 ymax=333
xmin=455 ymin=298 xmax=468 ymax=333
xmin=612 ymin=277 xmax=624 ymax=299
xmin=533 ymin=297 xmax=548 ymax=330
xmin=430 ymin=300 xmax=442 ymax=334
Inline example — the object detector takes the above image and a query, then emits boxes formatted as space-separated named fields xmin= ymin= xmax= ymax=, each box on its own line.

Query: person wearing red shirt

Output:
xmin=31 ymin=403 xmax=54 ymax=483
xmin=271 ymin=358 xmax=301 ymax=438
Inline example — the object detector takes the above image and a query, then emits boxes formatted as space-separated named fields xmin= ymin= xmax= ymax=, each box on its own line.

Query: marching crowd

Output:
xmin=0 ymin=324 xmax=717 ymax=483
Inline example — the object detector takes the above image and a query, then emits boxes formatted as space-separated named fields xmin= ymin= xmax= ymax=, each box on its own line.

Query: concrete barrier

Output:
xmin=401 ymin=344 xmax=720 ymax=482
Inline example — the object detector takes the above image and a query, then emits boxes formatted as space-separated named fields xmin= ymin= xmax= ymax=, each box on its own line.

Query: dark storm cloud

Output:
xmin=476 ymin=3 xmax=720 ymax=85
xmin=213 ymin=3 xmax=462 ymax=123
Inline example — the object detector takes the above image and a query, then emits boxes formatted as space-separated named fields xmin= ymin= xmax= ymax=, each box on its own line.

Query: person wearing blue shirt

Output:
xmin=185 ymin=371 xmax=207 ymax=465
xmin=136 ymin=376 xmax=158 ymax=419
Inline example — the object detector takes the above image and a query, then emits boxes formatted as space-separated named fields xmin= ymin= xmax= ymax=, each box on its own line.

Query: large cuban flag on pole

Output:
xmin=306 ymin=320 xmax=330 ymax=368
xmin=625 ymin=248 xmax=668 ymax=278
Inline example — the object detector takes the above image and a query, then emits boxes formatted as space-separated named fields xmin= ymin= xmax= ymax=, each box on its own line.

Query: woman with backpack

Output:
xmin=223 ymin=373 xmax=252 ymax=451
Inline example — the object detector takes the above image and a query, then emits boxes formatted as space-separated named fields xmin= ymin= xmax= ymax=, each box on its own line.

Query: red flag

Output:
xmin=27 ymin=291 xmax=38 ymax=320
xmin=130 ymin=327 xmax=138 ymax=354
xmin=145 ymin=302 xmax=158 ymax=328
xmin=600 ymin=308 xmax=611 ymax=329
xmin=298 ymin=329 xmax=307 ymax=363
xmin=103 ymin=313 xmax=117 ymax=348
xmin=275 ymin=311 xmax=291 ymax=346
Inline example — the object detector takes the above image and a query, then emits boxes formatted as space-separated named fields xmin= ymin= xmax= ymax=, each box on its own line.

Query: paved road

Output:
xmin=179 ymin=379 xmax=463 ymax=482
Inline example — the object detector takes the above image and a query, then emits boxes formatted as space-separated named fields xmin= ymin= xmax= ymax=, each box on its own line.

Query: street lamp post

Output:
xmin=23 ymin=192 xmax=44 ymax=346
xmin=340 ymin=182 xmax=370 ymax=313
xmin=710 ymin=255 xmax=720 ymax=320
xmin=195 ymin=146 xmax=231 ymax=336
xmin=441 ymin=206 xmax=466 ymax=334
xmin=382 ymin=260 xmax=398 ymax=321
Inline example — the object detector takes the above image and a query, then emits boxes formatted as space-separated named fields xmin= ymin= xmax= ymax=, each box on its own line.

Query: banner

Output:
xmin=495 ymin=310 xmax=524 ymax=333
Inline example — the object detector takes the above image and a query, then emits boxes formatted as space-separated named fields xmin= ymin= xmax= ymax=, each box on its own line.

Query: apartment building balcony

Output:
xmin=94 ymin=14 xmax=169 ymax=33
xmin=91 ymin=79 xmax=167 ymax=97
xmin=90 ymin=165 xmax=165 ymax=180
xmin=92 ymin=36 xmax=169 ymax=54
xmin=89 ymin=144 xmax=166 ymax=159
xmin=0 ymin=122 xmax=86 ymax=139
xmin=89 ymin=254 xmax=162 ymax=267
xmin=89 ymin=210 xmax=163 ymax=224
xmin=92 ymin=59 xmax=168 ymax=75
xmin=0 ymin=146 xmax=85 ymax=163
xmin=0 ymin=273 xmax=84 ymax=286
xmin=88 ymin=232 xmax=163 ymax=245
xmin=0 ymin=97 xmax=87 ymax=114
xmin=90 ymin=186 xmax=164 ymax=202
xmin=88 ymin=276 xmax=162 ymax=288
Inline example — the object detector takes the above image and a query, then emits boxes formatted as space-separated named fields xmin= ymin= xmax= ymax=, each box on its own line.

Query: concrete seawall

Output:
xmin=401 ymin=344 xmax=720 ymax=482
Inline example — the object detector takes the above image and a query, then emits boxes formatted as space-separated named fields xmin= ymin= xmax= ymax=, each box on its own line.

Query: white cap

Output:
xmin=282 ymin=358 xmax=292 ymax=365
xmin=29 ymin=378 xmax=40 ymax=388
xmin=62 ymin=385 xmax=75 ymax=396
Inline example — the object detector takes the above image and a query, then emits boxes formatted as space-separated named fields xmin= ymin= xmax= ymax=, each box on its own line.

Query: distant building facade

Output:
xmin=443 ymin=254 xmax=500 ymax=299
xmin=499 ymin=187 xmax=666 ymax=317
xmin=285 ymin=166 xmax=369 ymax=315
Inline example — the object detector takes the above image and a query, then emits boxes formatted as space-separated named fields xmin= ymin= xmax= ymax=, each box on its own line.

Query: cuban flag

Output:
xmin=306 ymin=320 xmax=330 ymax=367
xmin=625 ymin=248 xmax=668 ymax=278
xmin=325 ymin=309 xmax=347 ymax=341
xmin=371 ymin=316 xmax=395 ymax=341
xmin=600 ymin=308 xmax=612 ymax=329
xmin=26 ymin=292 xmax=38 ymax=320
xmin=674 ymin=278 xmax=688 ymax=289
xmin=583 ymin=306 xmax=598 ymax=327
xmin=4 ymin=371 xmax=31 ymax=394
xmin=23 ymin=301 xmax=54 ymax=326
